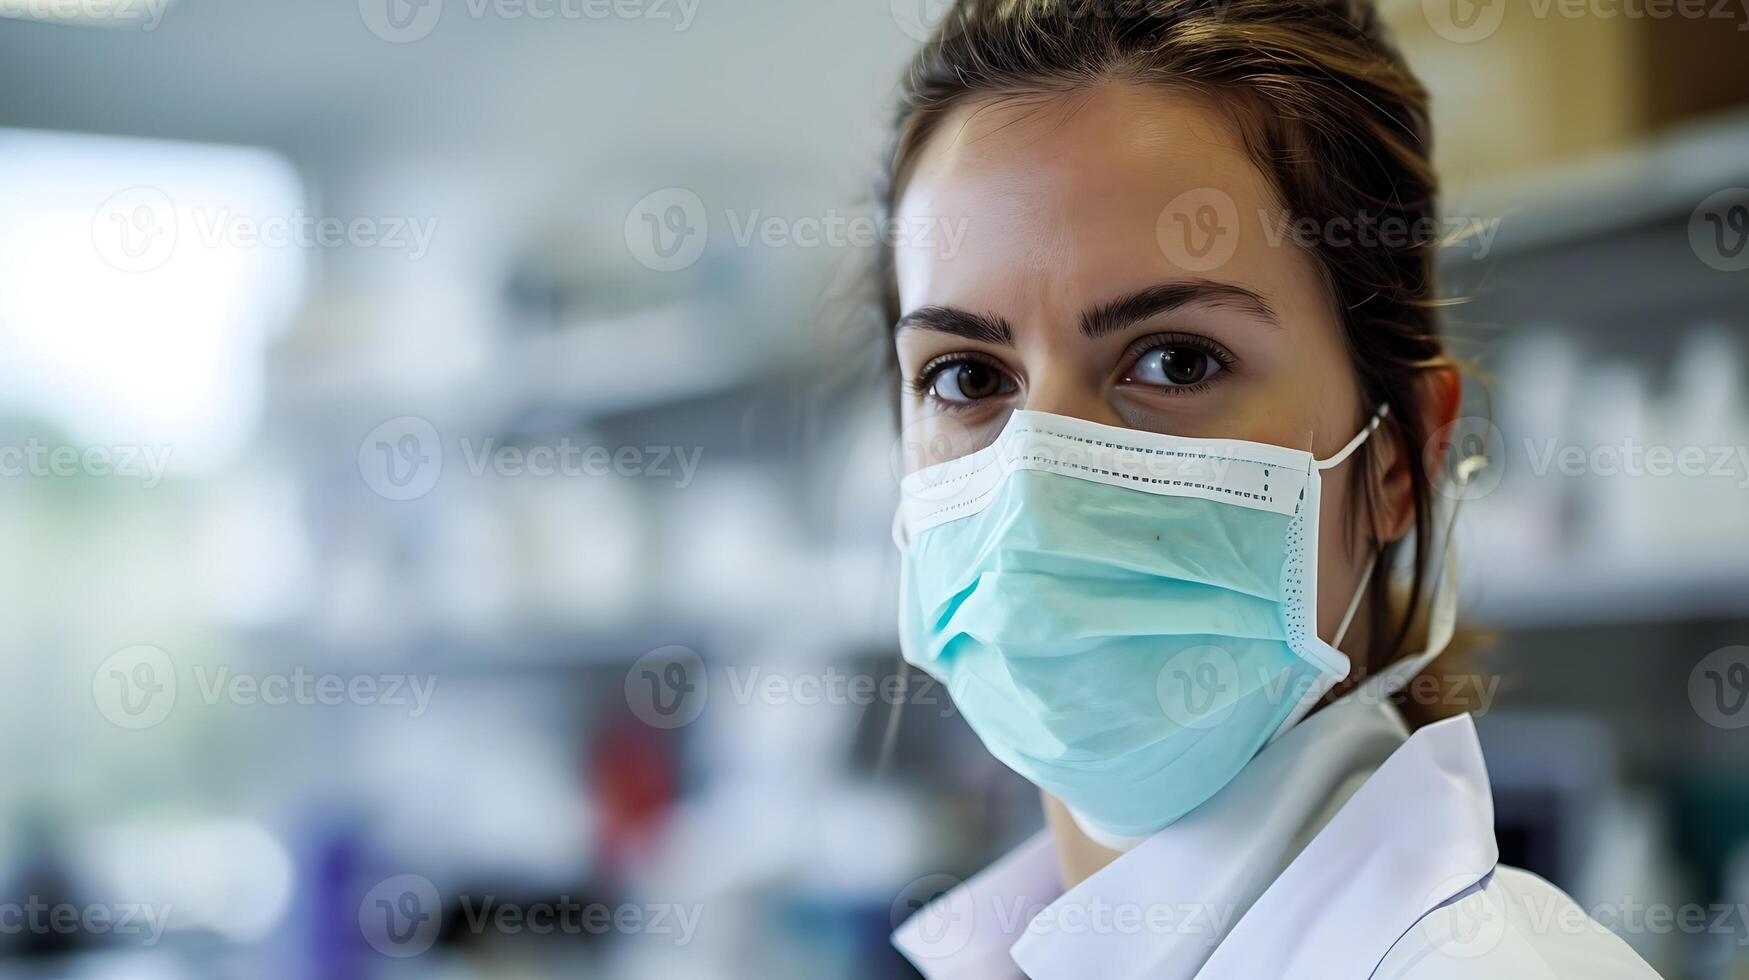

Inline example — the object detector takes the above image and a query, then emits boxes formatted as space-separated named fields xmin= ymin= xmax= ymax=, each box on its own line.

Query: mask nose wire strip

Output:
xmin=1315 ymin=403 xmax=1391 ymax=471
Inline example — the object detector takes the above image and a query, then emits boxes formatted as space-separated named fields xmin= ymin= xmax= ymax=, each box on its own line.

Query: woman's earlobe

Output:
xmin=1418 ymin=365 xmax=1465 ymax=486
xmin=1373 ymin=364 xmax=1463 ymax=543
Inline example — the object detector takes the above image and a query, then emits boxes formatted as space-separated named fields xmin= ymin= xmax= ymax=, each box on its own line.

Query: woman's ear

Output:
xmin=1371 ymin=365 xmax=1462 ymax=544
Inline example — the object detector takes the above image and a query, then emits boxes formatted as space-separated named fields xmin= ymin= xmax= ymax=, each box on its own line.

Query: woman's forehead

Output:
xmin=892 ymin=84 xmax=1314 ymax=326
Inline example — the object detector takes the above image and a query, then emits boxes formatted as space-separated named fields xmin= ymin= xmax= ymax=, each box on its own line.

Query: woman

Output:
xmin=879 ymin=1 xmax=1660 ymax=977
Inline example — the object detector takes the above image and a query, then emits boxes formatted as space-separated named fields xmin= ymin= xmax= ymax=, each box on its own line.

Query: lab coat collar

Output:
xmin=892 ymin=699 xmax=1499 ymax=980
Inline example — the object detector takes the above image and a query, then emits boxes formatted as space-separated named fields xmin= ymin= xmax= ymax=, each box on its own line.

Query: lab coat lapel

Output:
xmin=1192 ymin=714 xmax=1499 ymax=979
xmin=1008 ymin=696 xmax=1409 ymax=980
xmin=892 ymin=831 xmax=1063 ymax=979
xmin=893 ymin=704 xmax=1500 ymax=980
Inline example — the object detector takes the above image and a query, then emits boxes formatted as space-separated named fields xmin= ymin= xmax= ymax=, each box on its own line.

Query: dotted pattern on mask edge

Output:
xmin=907 ymin=446 xmax=1281 ymax=528
xmin=904 ymin=425 xmax=1291 ymax=496
xmin=1280 ymin=487 xmax=1313 ymax=654
xmin=1015 ymin=425 xmax=1290 ymax=471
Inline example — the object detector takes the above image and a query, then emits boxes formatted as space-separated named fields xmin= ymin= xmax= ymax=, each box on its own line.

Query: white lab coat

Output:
xmin=892 ymin=692 xmax=1662 ymax=979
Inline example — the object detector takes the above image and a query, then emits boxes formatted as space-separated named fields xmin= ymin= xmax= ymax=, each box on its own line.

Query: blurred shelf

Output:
xmin=1445 ymin=106 xmax=1749 ymax=263
xmin=237 ymin=621 xmax=721 ymax=672
xmin=487 ymin=303 xmax=777 ymax=426
xmin=1466 ymin=556 xmax=1749 ymax=629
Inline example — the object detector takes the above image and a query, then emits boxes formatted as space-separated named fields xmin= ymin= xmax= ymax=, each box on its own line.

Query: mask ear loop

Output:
xmin=1306 ymin=402 xmax=1392 ymax=657
xmin=1315 ymin=403 xmax=1391 ymax=472
xmin=1269 ymin=404 xmax=1391 ymax=741
xmin=1274 ymin=410 xmax=1481 ymax=740
xmin=1324 ymin=404 xmax=1396 ymax=652
xmin=1331 ymin=550 xmax=1377 ymax=652
xmin=1358 ymin=448 xmax=1490 ymax=701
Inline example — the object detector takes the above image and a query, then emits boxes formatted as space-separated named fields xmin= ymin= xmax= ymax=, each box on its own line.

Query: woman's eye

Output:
xmin=1126 ymin=346 xmax=1224 ymax=387
xmin=929 ymin=361 xmax=1012 ymax=403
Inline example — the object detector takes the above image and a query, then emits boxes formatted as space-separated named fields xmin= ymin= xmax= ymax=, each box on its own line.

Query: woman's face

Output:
xmin=892 ymin=82 xmax=1396 ymax=646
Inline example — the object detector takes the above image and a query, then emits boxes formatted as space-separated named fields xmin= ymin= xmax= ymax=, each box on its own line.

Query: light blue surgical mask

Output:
xmin=894 ymin=407 xmax=1409 ymax=844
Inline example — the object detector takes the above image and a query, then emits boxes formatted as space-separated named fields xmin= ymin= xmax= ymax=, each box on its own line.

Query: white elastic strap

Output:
xmin=1315 ymin=403 xmax=1391 ymax=471
xmin=1266 ymin=551 xmax=1376 ymax=745
xmin=1355 ymin=449 xmax=1482 ymax=700
xmin=1361 ymin=543 xmax=1458 ymax=700
xmin=1331 ymin=550 xmax=1377 ymax=652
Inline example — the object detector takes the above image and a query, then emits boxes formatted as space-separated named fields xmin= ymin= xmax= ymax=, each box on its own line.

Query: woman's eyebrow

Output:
xmin=1080 ymin=280 xmax=1279 ymax=338
xmin=893 ymin=306 xmax=1015 ymax=345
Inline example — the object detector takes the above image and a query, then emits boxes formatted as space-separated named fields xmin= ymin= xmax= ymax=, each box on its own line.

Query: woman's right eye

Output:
xmin=926 ymin=359 xmax=1014 ymax=404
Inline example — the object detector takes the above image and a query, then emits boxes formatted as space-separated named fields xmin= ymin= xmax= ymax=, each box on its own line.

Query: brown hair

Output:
xmin=875 ymin=0 xmax=1460 ymax=689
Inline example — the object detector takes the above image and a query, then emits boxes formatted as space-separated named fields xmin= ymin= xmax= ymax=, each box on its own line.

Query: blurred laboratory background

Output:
xmin=0 ymin=0 xmax=1746 ymax=977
